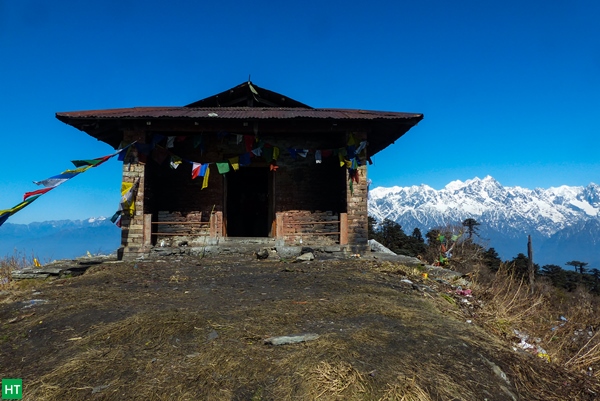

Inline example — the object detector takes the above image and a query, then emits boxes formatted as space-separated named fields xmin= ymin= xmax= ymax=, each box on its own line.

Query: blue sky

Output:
xmin=1 ymin=0 xmax=599 ymax=224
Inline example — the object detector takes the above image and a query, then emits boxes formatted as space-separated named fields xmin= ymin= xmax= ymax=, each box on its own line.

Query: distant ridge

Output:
xmin=0 ymin=217 xmax=120 ymax=262
xmin=368 ymin=176 xmax=600 ymax=267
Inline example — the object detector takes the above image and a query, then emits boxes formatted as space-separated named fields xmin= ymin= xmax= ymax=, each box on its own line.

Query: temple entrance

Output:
xmin=226 ymin=167 xmax=270 ymax=237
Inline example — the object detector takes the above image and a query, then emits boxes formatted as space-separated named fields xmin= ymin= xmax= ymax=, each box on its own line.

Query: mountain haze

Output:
xmin=368 ymin=176 xmax=600 ymax=267
xmin=0 ymin=218 xmax=120 ymax=262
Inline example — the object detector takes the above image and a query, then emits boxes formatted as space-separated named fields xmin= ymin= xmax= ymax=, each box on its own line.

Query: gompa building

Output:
xmin=57 ymin=82 xmax=422 ymax=259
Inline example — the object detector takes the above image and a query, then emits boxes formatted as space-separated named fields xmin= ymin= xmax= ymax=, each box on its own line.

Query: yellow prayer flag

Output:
xmin=229 ymin=157 xmax=240 ymax=171
xmin=62 ymin=166 xmax=92 ymax=174
xmin=120 ymin=182 xmax=136 ymax=216
xmin=121 ymin=182 xmax=133 ymax=195
xmin=347 ymin=133 xmax=357 ymax=146
xmin=202 ymin=165 xmax=210 ymax=189
xmin=273 ymin=147 xmax=280 ymax=160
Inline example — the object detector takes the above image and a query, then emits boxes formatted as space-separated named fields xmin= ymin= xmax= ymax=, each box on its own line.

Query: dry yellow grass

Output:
xmin=1 ymin=255 xmax=599 ymax=400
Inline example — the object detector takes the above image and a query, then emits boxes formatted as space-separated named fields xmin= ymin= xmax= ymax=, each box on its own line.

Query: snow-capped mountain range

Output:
xmin=368 ymin=176 xmax=600 ymax=267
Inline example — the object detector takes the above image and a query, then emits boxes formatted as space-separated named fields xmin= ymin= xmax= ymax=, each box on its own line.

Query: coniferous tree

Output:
xmin=377 ymin=219 xmax=405 ymax=254
xmin=411 ymin=227 xmax=424 ymax=243
xmin=509 ymin=253 xmax=539 ymax=279
xmin=540 ymin=264 xmax=567 ymax=288
xmin=368 ymin=216 xmax=379 ymax=242
xmin=425 ymin=229 xmax=440 ymax=245
xmin=462 ymin=218 xmax=481 ymax=239
xmin=566 ymin=260 xmax=589 ymax=275
xmin=483 ymin=247 xmax=502 ymax=272
xmin=590 ymin=269 xmax=600 ymax=295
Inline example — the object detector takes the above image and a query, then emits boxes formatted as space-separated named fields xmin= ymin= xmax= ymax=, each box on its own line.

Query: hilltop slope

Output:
xmin=1 ymin=253 xmax=597 ymax=400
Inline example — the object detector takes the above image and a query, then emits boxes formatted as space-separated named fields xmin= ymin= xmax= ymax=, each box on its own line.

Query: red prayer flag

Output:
xmin=24 ymin=187 xmax=54 ymax=201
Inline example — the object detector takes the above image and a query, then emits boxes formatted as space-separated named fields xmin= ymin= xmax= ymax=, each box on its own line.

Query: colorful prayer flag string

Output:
xmin=0 ymin=144 xmax=132 ymax=227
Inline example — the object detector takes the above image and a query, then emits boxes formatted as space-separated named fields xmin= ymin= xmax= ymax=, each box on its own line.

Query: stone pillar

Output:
xmin=346 ymin=165 xmax=368 ymax=253
xmin=119 ymin=130 xmax=149 ymax=260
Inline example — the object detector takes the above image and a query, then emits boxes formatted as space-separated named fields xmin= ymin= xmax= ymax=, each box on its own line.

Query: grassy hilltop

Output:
xmin=1 ymin=252 xmax=599 ymax=400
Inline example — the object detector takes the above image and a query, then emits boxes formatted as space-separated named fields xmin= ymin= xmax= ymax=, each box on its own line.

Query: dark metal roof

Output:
xmin=56 ymin=82 xmax=423 ymax=156
xmin=185 ymin=82 xmax=311 ymax=108
xmin=56 ymin=107 xmax=421 ymax=121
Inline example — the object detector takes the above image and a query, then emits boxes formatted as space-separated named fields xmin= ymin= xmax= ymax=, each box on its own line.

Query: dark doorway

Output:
xmin=226 ymin=167 xmax=270 ymax=237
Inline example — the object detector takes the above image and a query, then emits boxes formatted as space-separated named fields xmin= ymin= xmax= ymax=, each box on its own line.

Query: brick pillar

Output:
xmin=119 ymin=130 xmax=149 ymax=260
xmin=346 ymin=165 xmax=368 ymax=253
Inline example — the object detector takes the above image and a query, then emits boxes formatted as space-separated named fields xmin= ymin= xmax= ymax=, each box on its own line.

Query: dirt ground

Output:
xmin=1 ymin=252 xmax=599 ymax=400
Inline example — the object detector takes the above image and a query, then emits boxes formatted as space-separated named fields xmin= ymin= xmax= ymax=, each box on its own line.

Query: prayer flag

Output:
xmin=167 ymin=136 xmax=176 ymax=148
xmin=24 ymin=187 xmax=53 ymax=201
xmin=347 ymin=145 xmax=356 ymax=159
xmin=356 ymin=141 xmax=368 ymax=154
xmin=244 ymin=135 xmax=254 ymax=152
xmin=297 ymin=149 xmax=308 ymax=158
xmin=110 ymin=210 xmax=122 ymax=223
xmin=134 ymin=143 xmax=153 ymax=156
xmin=239 ymin=153 xmax=251 ymax=166
xmin=200 ymin=164 xmax=208 ymax=177
xmin=71 ymin=155 xmax=111 ymax=168
xmin=273 ymin=147 xmax=280 ymax=161
xmin=170 ymin=155 xmax=182 ymax=169
xmin=321 ymin=149 xmax=333 ymax=159
xmin=118 ymin=181 xmax=138 ymax=217
xmin=216 ymin=161 xmax=230 ymax=174
xmin=0 ymin=212 xmax=9 ymax=227
xmin=202 ymin=165 xmax=210 ymax=189
xmin=33 ymin=172 xmax=80 ymax=188
xmin=315 ymin=150 xmax=322 ymax=164
xmin=191 ymin=162 xmax=202 ymax=179
xmin=62 ymin=166 xmax=92 ymax=174
xmin=0 ymin=195 xmax=42 ymax=227
xmin=118 ymin=144 xmax=130 ymax=161
xmin=228 ymin=157 xmax=239 ymax=171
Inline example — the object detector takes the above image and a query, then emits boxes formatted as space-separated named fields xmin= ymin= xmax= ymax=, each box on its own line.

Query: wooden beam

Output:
xmin=340 ymin=213 xmax=348 ymax=245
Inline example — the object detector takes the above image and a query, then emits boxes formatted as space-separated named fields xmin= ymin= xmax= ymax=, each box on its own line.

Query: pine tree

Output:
xmin=483 ymin=247 xmax=502 ymax=272
xmin=462 ymin=218 xmax=480 ymax=239
xmin=411 ymin=227 xmax=424 ymax=243
xmin=540 ymin=264 xmax=566 ymax=288
xmin=566 ymin=260 xmax=588 ymax=275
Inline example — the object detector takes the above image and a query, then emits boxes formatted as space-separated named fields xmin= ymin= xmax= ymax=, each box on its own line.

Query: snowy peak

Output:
xmin=368 ymin=177 xmax=600 ymax=266
xmin=369 ymin=177 xmax=600 ymax=237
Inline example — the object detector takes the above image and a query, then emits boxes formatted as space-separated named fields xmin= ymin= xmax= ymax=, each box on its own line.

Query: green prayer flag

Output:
xmin=216 ymin=161 xmax=230 ymax=174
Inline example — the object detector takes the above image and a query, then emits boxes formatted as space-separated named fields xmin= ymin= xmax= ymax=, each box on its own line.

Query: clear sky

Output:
xmin=1 ymin=0 xmax=599 ymax=224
